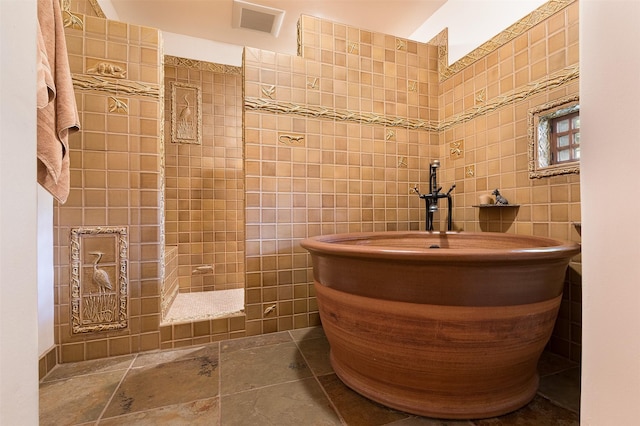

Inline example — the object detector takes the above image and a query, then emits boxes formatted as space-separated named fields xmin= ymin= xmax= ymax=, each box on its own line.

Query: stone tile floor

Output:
xmin=40 ymin=326 xmax=580 ymax=425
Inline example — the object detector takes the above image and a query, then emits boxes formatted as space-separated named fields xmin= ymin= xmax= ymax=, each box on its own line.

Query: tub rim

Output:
xmin=301 ymin=231 xmax=581 ymax=263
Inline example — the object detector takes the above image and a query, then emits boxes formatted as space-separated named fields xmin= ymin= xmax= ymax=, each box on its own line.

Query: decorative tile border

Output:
xmin=72 ymin=74 xmax=161 ymax=98
xmin=438 ymin=0 xmax=576 ymax=80
xmin=245 ymin=64 xmax=578 ymax=132
xmin=438 ymin=64 xmax=579 ymax=131
xmin=70 ymin=227 xmax=128 ymax=334
xmin=245 ymin=97 xmax=440 ymax=131
xmin=164 ymin=55 xmax=242 ymax=75
xmin=87 ymin=0 xmax=107 ymax=18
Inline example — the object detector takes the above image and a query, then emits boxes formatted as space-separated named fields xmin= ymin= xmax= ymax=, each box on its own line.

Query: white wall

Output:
xmin=580 ymin=0 xmax=640 ymax=424
xmin=0 ymin=0 xmax=40 ymax=423
xmin=410 ymin=0 xmax=548 ymax=64
xmin=38 ymin=186 xmax=55 ymax=354
xmin=162 ymin=31 xmax=243 ymax=66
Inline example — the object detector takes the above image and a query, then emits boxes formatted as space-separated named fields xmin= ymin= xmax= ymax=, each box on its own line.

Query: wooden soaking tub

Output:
xmin=301 ymin=231 xmax=580 ymax=419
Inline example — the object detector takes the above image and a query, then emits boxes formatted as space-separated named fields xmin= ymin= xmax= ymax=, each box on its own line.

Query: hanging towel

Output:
xmin=37 ymin=0 xmax=80 ymax=204
xmin=37 ymin=23 xmax=54 ymax=108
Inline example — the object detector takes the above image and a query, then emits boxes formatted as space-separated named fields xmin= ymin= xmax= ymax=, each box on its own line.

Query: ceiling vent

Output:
xmin=232 ymin=0 xmax=286 ymax=37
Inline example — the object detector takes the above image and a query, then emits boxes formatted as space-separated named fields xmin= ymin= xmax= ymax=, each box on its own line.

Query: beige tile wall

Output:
xmin=436 ymin=0 xmax=581 ymax=361
xmin=243 ymin=1 xmax=581 ymax=361
xmin=54 ymin=11 xmax=164 ymax=362
xmin=57 ymin=0 xmax=581 ymax=362
xmin=163 ymin=59 xmax=244 ymax=294
xmin=243 ymin=18 xmax=441 ymax=336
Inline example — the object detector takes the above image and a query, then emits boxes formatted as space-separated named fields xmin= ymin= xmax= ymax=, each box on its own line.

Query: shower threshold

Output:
xmin=161 ymin=288 xmax=244 ymax=325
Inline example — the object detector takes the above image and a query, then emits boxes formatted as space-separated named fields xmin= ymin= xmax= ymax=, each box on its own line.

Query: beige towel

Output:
xmin=37 ymin=0 xmax=80 ymax=204
xmin=37 ymin=23 xmax=54 ymax=108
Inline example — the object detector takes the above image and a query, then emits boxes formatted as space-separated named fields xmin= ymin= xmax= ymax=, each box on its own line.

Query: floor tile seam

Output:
xmin=41 ymin=355 xmax=139 ymax=383
xmin=217 ymin=339 xmax=222 ymax=425
xmin=130 ymin=343 xmax=222 ymax=368
xmin=219 ymin=338 xmax=298 ymax=355
xmin=286 ymin=327 xmax=322 ymax=343
xmin=535 ymin=391 xmax=580 ymax=414
xmin=40 ymin=367 xmax=131 ymax=384
xmin=539 ymin=365 xmax=580 ymax=378
xmin=96 ymin=395 xmax=222 ymax=423
xmin=291 ymin=337 xmax=348 ymax=425
xmin=95 ymin=353 xmax=140 ymax=423
xmin=219 ymin=376 xmax=318 ymax=398
xmin=129 ymin=354 xmax=219 ymax=370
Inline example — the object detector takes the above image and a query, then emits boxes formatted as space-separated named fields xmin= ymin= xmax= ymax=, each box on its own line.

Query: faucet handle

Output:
xmin=446 ymin=184 xmax=456 ymax=195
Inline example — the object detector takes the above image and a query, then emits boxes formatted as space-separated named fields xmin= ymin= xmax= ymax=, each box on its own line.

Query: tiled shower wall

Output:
xmin=436 ymin=0 xmax=581 ymax=361
xmin=243 ymin=17 xmax=441 ymax=335
xmin=54 ymin=8 xmax=164 ymax=362
xmin=163 ymin=58 xmax=244 ymax=294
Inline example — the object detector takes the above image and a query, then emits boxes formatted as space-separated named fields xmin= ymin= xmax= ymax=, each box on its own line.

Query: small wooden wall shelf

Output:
xmin=472 ymin=204 xmax=520 ymax=208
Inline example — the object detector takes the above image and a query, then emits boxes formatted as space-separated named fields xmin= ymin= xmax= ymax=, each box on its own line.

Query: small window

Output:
xmin=528 ymin=95 xmax=580 ymax=178
xmin=550 ymin=111 xmax=580 ymax=164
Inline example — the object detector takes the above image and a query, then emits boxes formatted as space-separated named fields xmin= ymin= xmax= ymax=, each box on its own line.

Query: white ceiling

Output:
xmin=102 ymin=0 xmax=447 ymax=56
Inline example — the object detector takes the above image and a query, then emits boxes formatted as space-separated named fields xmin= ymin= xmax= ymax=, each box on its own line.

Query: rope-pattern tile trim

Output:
xmin=72 ymin=74 xmax=161 ymax=98
xmin=164 ymin=55 xmax=242 ymax=75
xmin=439 ymin=64 xmax=579 ymax=131
xmin=245 ymin=65 xmax=578 ymax=132
xmin=244 ymin=97 xmax=440 ymax=132
xmin=87 ymin=0 xmax=106 ymax=18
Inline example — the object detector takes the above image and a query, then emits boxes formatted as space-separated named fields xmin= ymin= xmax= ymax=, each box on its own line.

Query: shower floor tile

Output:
xmin=161 ymin=289 xmax=244 ymax=325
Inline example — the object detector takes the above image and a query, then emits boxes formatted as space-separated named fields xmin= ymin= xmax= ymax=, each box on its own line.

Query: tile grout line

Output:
xmin=217 ymin=338 xmax=222 ymax=425
xmin=218 ymin=376 xmax=319 ymax=399
xmin=94 ymin=353 xmax=139 ymax=424
xmin=289 ymin=330 xmax=348 ymax=425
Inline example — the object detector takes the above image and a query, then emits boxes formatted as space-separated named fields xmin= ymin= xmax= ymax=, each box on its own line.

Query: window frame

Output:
xmin=528 ymin=95 xmax=580 ymax=179
xmin=550 ymin=110 xmax=580 ymax=164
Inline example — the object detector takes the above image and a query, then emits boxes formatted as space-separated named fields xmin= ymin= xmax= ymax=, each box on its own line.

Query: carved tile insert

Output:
xmin=278 ymin=133 xmax=305 ymax=145
xmin=450 ymin=140 xmax=464 ymax=159
xmin=465 ymin=164 xmax=476 ymax=177
xmin=86 ymin=58 xmax=127 ymax=78
xmin=70 ymin=227 xmax=128 ymax=334
xmin=171 ymin=82 xmax=202 ymax=144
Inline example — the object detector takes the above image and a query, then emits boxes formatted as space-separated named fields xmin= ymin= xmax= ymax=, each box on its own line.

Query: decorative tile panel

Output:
xmin=70 ymin=227 xmax=128 ymax=334
xmin=170 ymin=82 xmax=202 ymax=144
